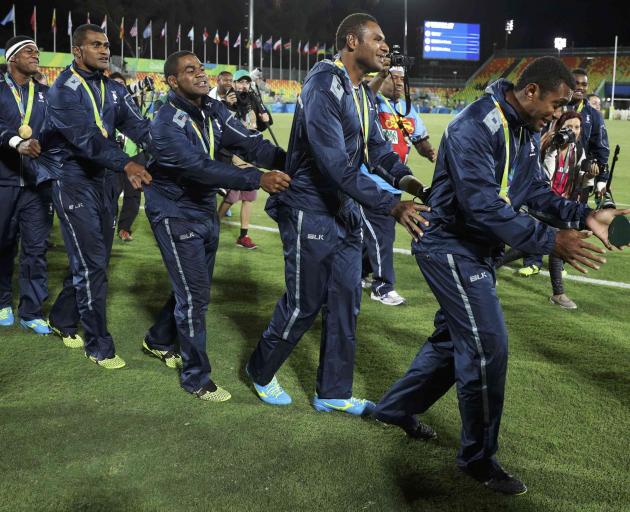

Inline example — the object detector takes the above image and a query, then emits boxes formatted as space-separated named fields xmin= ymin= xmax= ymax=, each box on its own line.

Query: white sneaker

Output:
xmin=371 ymin=290 xmax=406 ymax=306
xmin=361 ymin=277 xmax=373 ymax=290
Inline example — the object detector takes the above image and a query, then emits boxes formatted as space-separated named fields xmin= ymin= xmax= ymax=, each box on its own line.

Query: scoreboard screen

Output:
xmin=422 ymin=21 xmax=480 ymax=61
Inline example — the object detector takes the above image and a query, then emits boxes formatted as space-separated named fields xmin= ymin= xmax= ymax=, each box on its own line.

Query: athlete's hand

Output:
xmin=552 ymin=229 xmax=606 ymax=274
xmin=124 ymin=160 xmax=152 ymax=190
xmin=390 ymin=200 xmax=430 ymax=242
xmin=260 ymin=170 xmax=291 ymax=193
xmin=17 ymin=139 xmax=41 ymax=158
xmin=586 ymin=207 xmax=630 ymax=250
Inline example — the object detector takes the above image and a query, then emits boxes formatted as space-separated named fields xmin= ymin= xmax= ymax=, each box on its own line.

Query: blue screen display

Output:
xmin=422 ymin=21 xmax=480 ymax=61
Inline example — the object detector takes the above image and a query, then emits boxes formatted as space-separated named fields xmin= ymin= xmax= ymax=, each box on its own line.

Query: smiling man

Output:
xmin=40 ymin=24 xmax=152 ymax=368
xmin=143 ymin=51 xmax=290 ymax=401
xmin=246 ymin=13 xmax=429 ymax=414
xmin=373 ymin=56 xmax=630 ymax=495
xmin=0 ymin=36 xmax=52 ymax=335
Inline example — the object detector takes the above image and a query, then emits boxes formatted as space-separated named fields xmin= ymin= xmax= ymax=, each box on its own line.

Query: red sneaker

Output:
xmin=236 ymin=235 xmax=257 ymax=249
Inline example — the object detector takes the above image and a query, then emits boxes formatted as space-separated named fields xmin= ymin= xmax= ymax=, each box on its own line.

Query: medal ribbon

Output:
xmin=491 ymin=96 xmax=523 ymax=201
xmin=5 ymin=73 xmax=34 ymax=127
xmin=334 ymin=59 xmax=370 ymax=164
xmin=70 ymin=65 xmax=107 ymax=137
xmin=171 ymin=102 xmax=215 ymax=160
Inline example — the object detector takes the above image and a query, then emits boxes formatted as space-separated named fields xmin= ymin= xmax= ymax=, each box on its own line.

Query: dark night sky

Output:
xmin=1 ymin=0 xmax=629 ymax=61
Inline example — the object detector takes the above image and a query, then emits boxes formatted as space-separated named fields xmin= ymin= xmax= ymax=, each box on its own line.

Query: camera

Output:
xmin=387 ymin=45 xmax=415 ymax=68
xmin=128 ymin=76 xmax=155 ymax=97
xmin=551 ymin=127 xmax=576 ymax=148
xmin=226 ymin=87 xmax=253 ymax=105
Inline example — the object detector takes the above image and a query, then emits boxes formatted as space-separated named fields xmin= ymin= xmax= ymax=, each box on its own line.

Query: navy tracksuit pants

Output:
xmin=375 ymin=252 xmax=507 ymax=469
xmin=360 ymin=205 xmax=397 ymax=297
xmin=50 ymin=178 xmax=118 ymax=359
xmin=248 ymin=205 xmax=363 ymax=399
xmin=145 ymin=215 xmax=220 ymax=393
xmin=0 ymin=184 xmax=53 ymax=320
xmin=48 ymin=172 xmax=120 ymax=338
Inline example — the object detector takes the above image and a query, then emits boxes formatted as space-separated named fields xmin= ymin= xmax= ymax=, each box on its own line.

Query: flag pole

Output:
xmin=204 ymin=39 xmax=207 ymax=63
xmin=610 ymin=35 xmax=618 ymax=120
xmin=135 ymin=19 xmax=139 ymax=59
xmin=270 ymin=41 xmax=273 ymax=80
xmin=289 ymin=41 xmax=292 ymax=82
xmin=33 ymin=6 xmax=37 ymax=44
xmin=259 ymin=36 xmax=263 ymax=71
xmin=279 ymin=42 xmax=282 ymax=80
xmin=53 ymin=9 xmax=56 ymax=53
xmin=238 ymin=37 xmax=242 ymax=68
xmin=149 ymin=21 xmax=153 ymax=60
xmin=12 ymin=5 xmax=16 ymax=37
xmin=215 ymin=38 xmax=218 ymax=66
xmin=164 ymin=22 xmax=167 ymax=59
xmin=121 ymin=17 xmax=124 ymax=64
xmin=298 ymin=43 xmax=301 ymax=82
xmin=226 ymin=35 xmax=229 ymax=66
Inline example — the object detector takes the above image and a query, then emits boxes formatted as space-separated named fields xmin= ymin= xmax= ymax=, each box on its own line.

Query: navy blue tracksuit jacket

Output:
xmin=0 ymin=73 xmax=52 ymax=320
xmin=247 ymin=60 xmax=412 ymax=399
xmin=375 ymin=80 xmax=591 ymax=470
xmin=40 ymin=63 xmax=150 ymax=359
xmin=144 ymin=91 xmax=285 ymax=393
xmin=567 ymin=99 xmax=609 ymax=184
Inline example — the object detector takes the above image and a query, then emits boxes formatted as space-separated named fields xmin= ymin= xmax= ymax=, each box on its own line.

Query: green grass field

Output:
xmin=1 ymin=114 xmax=629 ymax=512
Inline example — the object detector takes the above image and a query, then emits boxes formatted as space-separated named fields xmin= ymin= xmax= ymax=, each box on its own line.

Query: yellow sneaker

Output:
xmin=517 ymin=265 xmax=540 ymax=277
xmin=86 ymin=353 xmax=126 ymax=369
xmin=194 ymin=381 xmax=231 ymax=402
xmin=49 ymin=323 xmax=84 ymax=349
xmin=142 ymin=340 xmax=182 ymax=369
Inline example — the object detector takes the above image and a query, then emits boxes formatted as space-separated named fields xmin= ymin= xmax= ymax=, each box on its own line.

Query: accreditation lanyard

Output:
xmin=70 ymin=66 xmax=108 ymax=138
xmin=171 ymin=102 xmax=215 ymax=160
xmin=334 ymin=60 xmax=370 ymax=164
xmin=5 ymin=73 xmax=34 ymax=127
xmin=575 ymin=100 xmax=584 ymax=113
xmin=491 ymin=96 xmax=523 ymax=201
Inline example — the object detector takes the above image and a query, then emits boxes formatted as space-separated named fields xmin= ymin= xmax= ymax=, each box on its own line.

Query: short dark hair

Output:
xmin=335 ymin=13 xmax=378 ymax=52
xmin=217 ymin=70 xmax=232 ymax=78
xmin=572 ymin=68 xmax=588 ymax=77
xmin=164 ymin=50 xmax=196 ymax=81
xmin=72 ymin=24 xmax=105 ymax=47
xmin=515 ymin=56 xmax=576 ymax=95
xmin=108 ymin=72 xmax=126 ymax=83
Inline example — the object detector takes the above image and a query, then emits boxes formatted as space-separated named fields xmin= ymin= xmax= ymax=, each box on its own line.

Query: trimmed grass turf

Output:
xmin=0 ymin=114 xmax=629 ymax=511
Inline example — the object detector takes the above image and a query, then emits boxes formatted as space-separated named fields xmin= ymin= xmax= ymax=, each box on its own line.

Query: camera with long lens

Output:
xmin=387 ymin=44 xmax=415 ymax=68
xmin=127 ymin=76 xmax=155 ymax=97
xmin=226 ymin=87 xmax=253 ymax=106
xmin=551 ymin=127 xmax=576 ymax=148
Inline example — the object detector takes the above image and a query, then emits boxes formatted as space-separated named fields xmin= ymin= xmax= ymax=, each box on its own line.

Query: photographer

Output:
xmin=542 ymin=111 xmax=595 ymax=309
xmin=209 ymin=70 xmax=236 ymax=107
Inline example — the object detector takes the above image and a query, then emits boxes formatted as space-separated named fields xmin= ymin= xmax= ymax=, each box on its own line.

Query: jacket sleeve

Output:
xmin=47 ymin=85 xmax=131 ymax=172
xmin=150 ymin=115 xmax=262 ymax=190
xmin=216 ymin=104 xmax=285 ymax=171
xmin=445 ymin=119 xmax=557 ymax=255
xmin=301 ymin=78 xmax=398 ymax=216
xmin=114 ymin=85 xmax=151 ymax=148
xmin=588 ymin=109 xmax=610 ymax=183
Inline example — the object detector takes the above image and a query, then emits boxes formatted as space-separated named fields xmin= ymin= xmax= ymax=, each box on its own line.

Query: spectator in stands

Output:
xmin=107 ymin=72 xmax=143 ymax=242
xmin=209 ymin=70 xmax=236 ymax=107
xmin=568 ymin=68 xmax=609 ymax=204
xmin=356 ymin=65 xmax=434 ymax=306
xmin=217 ymin=69 xmax=271 ymax=249
xmin=587 ymin=93 xmax=601 ymax=112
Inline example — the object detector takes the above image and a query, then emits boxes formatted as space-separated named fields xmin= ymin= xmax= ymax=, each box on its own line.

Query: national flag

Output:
xmin=119 ymin=17 xmax=124 ymax=40
xmin=253 ymin=35 xmax=262 ymax=49
xmin=309 ymin=42 xmax=319 ymax=55
xmin=86 ymin=12 xmax=90 ymax=24
xmin=283 ymin=39 xmax=292 ymax=50
xmin=203 ymin=27 xmax=209 ymax=42
xmin=187 ymin=26 xmax=194 ymax=41
xmin=263 ymin=36 xmax=273 ymax=51
xmin=233 ymin=33 xmax=241 ymax=48
xmin=161 ymin=21 xmax=167 ymax=38
xmin=129 ymin=19 xmax=138 ymax=38
xmin=222 ymin=32 xmax=230 ymax=46
xmin=176 ymin=24 xmax=181 ymax=43
xmin=0 ymin=5 xmax=15 ymax=26
xmin=67 ymin=11 xmax=73 ymax=36
xmin=213 ymin=30 xmax=220 ymax=44
xmin=143 ymin=20 xmax=152 ymax=39
xmin=30 ymin=7 xmax=36 ymax=31
xmin=51 ymin=8 xmax=56 ymax=33
xmin=273 ymin=38 xmax=282 ymax=51
xmin=100 ymin=15 xmax=107 ymax=32
xmin=302 ymin=41 xmax=309 ymax=54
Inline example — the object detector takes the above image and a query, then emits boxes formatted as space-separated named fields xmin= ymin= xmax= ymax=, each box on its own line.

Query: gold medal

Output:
xmin=18 ymin=124 xmax=32 ymax=139
xmin=100 ymin=127 xmax=108 ymax=138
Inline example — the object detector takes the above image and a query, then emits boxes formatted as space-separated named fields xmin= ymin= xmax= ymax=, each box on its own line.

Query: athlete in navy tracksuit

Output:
xmin=38 ymin=25 xmax=151 ymax=367
xmin=373 ymin=59 xmax=628 ymax=494
xmin=246 ymin=15 xmax=427 ymax=413
xmin=143 ymin=51 xmax=289 ymax=400
xmin=0 ymin=36 xmax=52 ymax=334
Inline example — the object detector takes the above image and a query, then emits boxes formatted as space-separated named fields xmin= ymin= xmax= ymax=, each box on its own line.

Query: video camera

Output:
xmin=550 ymin=127 xmax=576 ymax=148
xmin=226 ymin=87 xmax=254 ymax=107
xmin=127 ymin=76 xmax=155 ymax=98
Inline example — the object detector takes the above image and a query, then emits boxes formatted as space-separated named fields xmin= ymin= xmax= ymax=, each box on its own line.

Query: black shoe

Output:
xmin=460 ymin=460 xmax=527 ymax=496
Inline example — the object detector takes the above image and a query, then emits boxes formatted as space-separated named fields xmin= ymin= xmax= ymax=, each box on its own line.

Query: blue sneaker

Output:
xmin=19 ymin=318 xmax=52 ymax=335
xmin=0 ymin=307 xmax=14 ymax=326
xmin=246 ymin=366 xmax=292 ymax=405
xmin=312 ymin=395 xmax=375 ymax=416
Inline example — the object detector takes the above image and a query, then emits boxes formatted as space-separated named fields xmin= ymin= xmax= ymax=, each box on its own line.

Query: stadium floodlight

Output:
xmin=504 ymin=19 xmax=514 ymax=49
xmin=554 ymin=37 xmax=567 ymax=53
